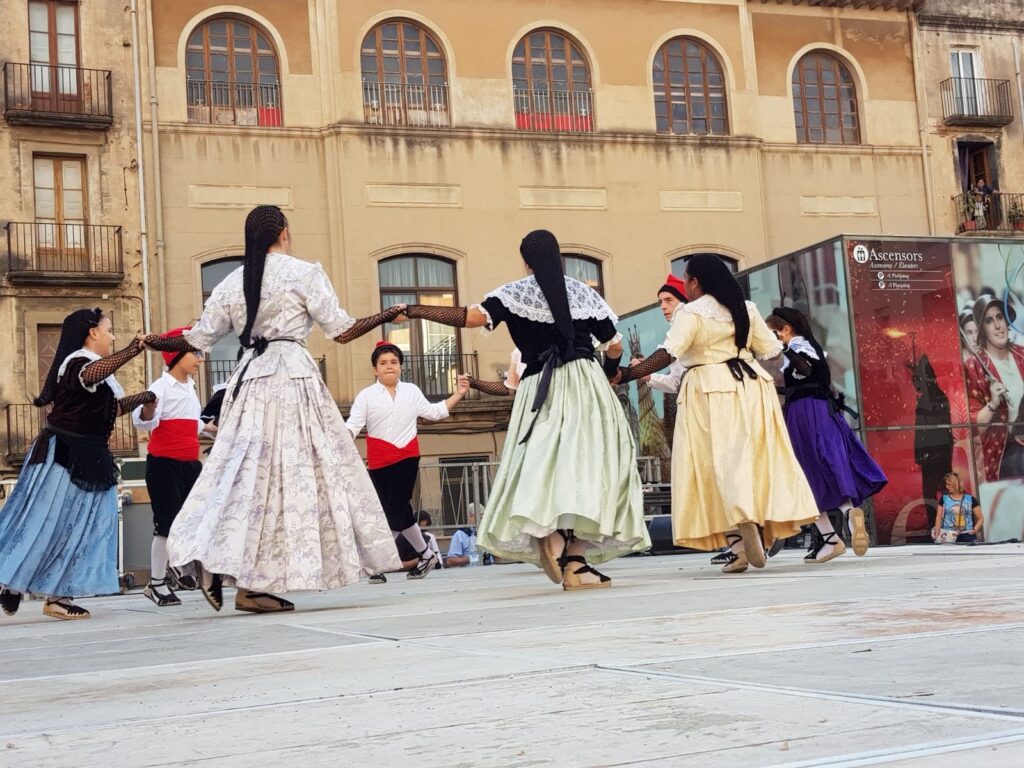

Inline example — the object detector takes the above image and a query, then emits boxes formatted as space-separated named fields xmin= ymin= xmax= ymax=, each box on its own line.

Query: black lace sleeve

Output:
xmin=469 ymin=377 xmax=512 ymax=397
xmin=404 ymin=305 xmax=468 ymax=328
xmin=117 ymin=390 xmax=157 ymax=416
xmin=615 ymin=348 xmax=675 ymax=384
xmin=81 ymin=339 xmax=145 ymax=386
xmin=144 ymin=334 xmax=198 ymax=353
xmin=334 ymin=305 xmax=405 ymax=344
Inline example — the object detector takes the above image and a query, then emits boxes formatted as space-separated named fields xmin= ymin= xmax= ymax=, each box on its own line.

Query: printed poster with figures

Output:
xmin=846 ymin=239 xmax=970 ymax=544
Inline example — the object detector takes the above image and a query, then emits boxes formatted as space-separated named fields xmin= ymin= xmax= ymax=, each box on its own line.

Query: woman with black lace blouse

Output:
xmin=402 ymin=230 xmax=650 ymax=591
xmin=0 ymin=309 xmax=156 ymax=620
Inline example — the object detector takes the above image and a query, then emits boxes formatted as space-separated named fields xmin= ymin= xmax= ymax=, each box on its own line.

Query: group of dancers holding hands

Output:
xmin=0 ymin=205 xmax=886 ymax=620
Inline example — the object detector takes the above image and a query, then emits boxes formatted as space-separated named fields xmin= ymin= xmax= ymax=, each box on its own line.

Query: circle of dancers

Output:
xmin=0 ymin=206 xmax=887 ymax=620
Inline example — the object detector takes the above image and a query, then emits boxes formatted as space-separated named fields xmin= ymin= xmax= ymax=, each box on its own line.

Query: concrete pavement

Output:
xmin=2 ymin=544 xmax=1023 ymax=767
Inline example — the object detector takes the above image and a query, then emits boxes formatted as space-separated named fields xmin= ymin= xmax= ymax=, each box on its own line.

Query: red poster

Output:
xmin=846 ymin=239 xmax=969 ymax=542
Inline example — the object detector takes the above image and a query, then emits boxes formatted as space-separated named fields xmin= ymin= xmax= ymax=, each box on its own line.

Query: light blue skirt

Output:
xmin=0 ymin=435 xmax=119 ymax=597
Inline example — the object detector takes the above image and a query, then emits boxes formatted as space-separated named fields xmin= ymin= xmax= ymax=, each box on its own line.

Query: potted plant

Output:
xmin=960 ymin=195 xmax=977 ymax=232
xmin=1009 ymin=201 xmax=1024 ymax=231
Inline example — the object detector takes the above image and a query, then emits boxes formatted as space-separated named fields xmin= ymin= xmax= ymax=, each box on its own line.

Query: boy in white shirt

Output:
xmin=133 ymin=327 xmax=215 ymax=607
xmin=347 ymin=342 xmax=470 ymax=580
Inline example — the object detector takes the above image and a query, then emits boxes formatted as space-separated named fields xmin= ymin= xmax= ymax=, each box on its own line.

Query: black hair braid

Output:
xmin=240 ymin=205 xmax=288 ymax=348
xmin=33 ymin=307 xmax=103 ymax=407
xmin=684 ymin=254 xmax=750 ymax=350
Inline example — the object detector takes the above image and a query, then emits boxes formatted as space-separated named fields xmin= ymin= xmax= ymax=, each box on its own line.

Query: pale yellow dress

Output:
xmin=666 ymin=295 xmax=818 ymax=550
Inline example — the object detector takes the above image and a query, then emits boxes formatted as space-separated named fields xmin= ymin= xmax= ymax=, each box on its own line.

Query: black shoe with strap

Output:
xmin=144 ymin=578 xmax=181 ymax=607
xmin=711 ymin=533 xmax=741 ymax=565
xmin=368 ymin=574 xmax=387 ymax=585
xmin=199 ymin=567 xmax=224 ymax=612
xmin=407 ymin=549 xmax=438 ymax=580
xmin=0 ymin=587 xmax=21 ymax=616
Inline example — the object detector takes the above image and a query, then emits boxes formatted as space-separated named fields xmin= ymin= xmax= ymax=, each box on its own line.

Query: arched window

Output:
xmin=361 ymin=20 xmax=449 ymax=128
xmin=671 ymin=253 xmax=738 ymax=277
xmin=186 ymin=17 xmax=281 ymax=126
xmin=652 ymin=37 xmax=728 ymax=136
xmin=562 ymin=254 xmax=604 ymax=295
xmin=379 ymin=255 xmax=462 ymax=399
xmin=200 ymin=257 xmax=244 ymax=395
xmin=792 ymin=52 xmax=860 ymax=145
xmin=512 ymin=29 xmax=594 ymax=133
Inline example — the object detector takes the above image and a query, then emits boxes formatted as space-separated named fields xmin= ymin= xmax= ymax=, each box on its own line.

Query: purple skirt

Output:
xmin=785 ymin=397 xmax=887 ymax=511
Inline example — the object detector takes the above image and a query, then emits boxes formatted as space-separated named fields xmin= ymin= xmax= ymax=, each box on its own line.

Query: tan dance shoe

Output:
xmin=849 ymin=508 xmax=870 ymax=556
xmin=561 ymin=556 xmax=611 ymax=591
xmin=738 ymin=522 xmax=766 ymax=568
xmin=538 ymin=530 xmax=569 ymax=584
xmin=804 ymin=532 xmax=847 ymax=565
xmin=42 ymin=598 xmax=91 ymax=620
xmin=234 ymin=590 xmax=295 ymax=613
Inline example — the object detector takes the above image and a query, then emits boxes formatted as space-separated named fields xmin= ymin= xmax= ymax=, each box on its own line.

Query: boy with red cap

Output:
xmin=347 ymin=341 xmax=470 ymax=581
xmin=133 ymin=327 xmax=216 ymax=606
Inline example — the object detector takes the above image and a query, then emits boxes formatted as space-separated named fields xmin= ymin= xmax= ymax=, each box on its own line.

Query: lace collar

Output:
xmin=57 ymin=348 xmax=126 ymax=398
xmin=485 ymin=276 xmax=618 ymax=325
xmin=683 ymin=294 xmax=757 ymax=323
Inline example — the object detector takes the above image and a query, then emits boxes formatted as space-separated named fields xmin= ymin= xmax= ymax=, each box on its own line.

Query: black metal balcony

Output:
xmin=940 ymin=78 xmax=1013 ymax=127
xmin=5 ymin=403 xmax=137 ymax=463
xmin=4 ymin=222 xmax=124 ymax=285
xmin=404 ymin=353 xmax=479 ymax=401
xmin=953 ymin=191 xmax=1024 ymax=235
xmin=3 ymin=62 xmax=113 ymax=129
xmin=186 ymin=79 xmax=283 ymax=127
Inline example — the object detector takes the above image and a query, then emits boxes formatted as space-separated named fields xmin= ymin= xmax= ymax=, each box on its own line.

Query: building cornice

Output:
xmin=758 ymin=0 xmax=922 ymax=11
xmin=917 ymin=13 xmax=1024 ymax=34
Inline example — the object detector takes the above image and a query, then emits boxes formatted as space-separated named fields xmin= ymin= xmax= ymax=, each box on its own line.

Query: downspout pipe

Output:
xmin=1013 ymin=39 xmax=1024 ymax=148
xmin=129 ymin=0 xmax=152 ymax=382
xmin=909 ymin=11 xmax=937 ymax=236
xmin=143 ymin=0 xmax=168 ymax=332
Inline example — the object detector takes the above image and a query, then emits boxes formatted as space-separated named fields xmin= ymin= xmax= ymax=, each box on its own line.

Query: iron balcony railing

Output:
xmin=940 ymin=77 xmax=1013 ymax=127
xmin=953 ymin=191 xmax=1024 ymax=234
xmin=186 ymin=79 xmax=283 ymax=127
xmin=513 ymin=88 xmax=595 ymax=133
xmin=5 ymin=403 xmax=137 ymax=462
xmin=403 ymin=353 xmax=479 ymax=401
xmin=5 ymin=222 xmax=124 ymax=283
xmin=362 ymin=81 xmax=450 ymax=128
xmin=3 ymin=62 xmax=113 ymax=128
xmin=199 ymin=356 xmax=327 ymax=401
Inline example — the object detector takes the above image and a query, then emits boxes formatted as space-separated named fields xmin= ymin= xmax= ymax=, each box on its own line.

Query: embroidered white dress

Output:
xmin=166 ymin=252 xmax=400 ymax=591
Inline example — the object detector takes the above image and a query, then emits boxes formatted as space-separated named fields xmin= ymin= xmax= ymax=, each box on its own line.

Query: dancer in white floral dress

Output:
xmin=147 ymin=206 xmax=402 ymax=612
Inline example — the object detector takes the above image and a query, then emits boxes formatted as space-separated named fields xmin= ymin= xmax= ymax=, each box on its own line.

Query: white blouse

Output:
xmin=132 ymin=371 xmax=206 ymax=434
xmin=346 ymin=381 xmax=450 ymax=447
xmin=184 ymin=252 xmax=355 ymax=383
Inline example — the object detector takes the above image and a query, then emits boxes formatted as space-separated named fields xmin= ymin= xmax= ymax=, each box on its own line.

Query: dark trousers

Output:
xmin=369 ymin=457 xmax=419 ymax=533
xmin=146 ymin=455 xmax=203 ymax=537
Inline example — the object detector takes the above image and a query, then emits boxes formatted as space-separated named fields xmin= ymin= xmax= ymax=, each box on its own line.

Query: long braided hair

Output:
xmin=520 ymin=230 xmax=572 ymax=343
xmin=684 ymin=254 xmax=750 ymax=350
xmin=239 ymin=205 xmax=288 ymax=348
xmin=34 ymin=308 xmax=104 ymax=407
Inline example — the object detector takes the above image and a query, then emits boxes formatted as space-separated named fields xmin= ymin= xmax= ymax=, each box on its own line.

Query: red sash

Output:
xmin=149 ymin=419 xmax=200 ymax=462
xmin=366 ymin=435 xmax=420 ymax=469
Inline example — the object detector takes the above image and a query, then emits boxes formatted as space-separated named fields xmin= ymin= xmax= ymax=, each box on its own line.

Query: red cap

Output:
xmin=374 ymin=340 xmax=391 ymax=348
xmin=161 ymin=327 xmax=191 ymax=367
xmin=659 ymin=274 xmax=688 ymax=302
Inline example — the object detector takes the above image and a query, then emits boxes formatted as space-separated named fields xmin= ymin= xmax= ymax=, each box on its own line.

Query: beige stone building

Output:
xmin=5 ymin=0 xmax=946 ymax=480
xmin=0 ymin=0 xmax=148 ymax=477
xmin=915 ymin=0 xmax=1024 ymax=235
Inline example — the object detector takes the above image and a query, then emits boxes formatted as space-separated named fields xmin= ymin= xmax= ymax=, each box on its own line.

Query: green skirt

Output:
xmin=478 ymin=358 xmax=650 ymax=565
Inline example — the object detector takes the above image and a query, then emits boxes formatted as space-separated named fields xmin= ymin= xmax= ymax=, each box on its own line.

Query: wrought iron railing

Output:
xmin=3 ymin=62 xmax=113 ymax=127
xmin=186 ymin=80 xmax=283 ymax=127
xmin=415 ymin=455 xmax=664 ymax=536
xmin=940 ymin=77 xmax=1013 ymax=126
xmin=513 ymin=88 xmax=595 ymax=133
xmin=4 ymin=403 xmax=137 ymax=462
xmin=361 ymin=81 xmax=450 ymax=127
xmin=403 ymin=353 xmax=479 ymax=401
xmin=953 ymin=191 xmax=1024 ymax=234
xmin=5 ymin=222 xmax=124 ymax=278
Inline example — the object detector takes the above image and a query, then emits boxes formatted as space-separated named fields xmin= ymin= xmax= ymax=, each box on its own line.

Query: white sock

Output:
xmin=401 ymin=524 xmax=429 ymax=554
xmin=151 ymin=536 xmax=169 ymax=582
xmin=813 ymin=513 xmax=836 ymax=535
